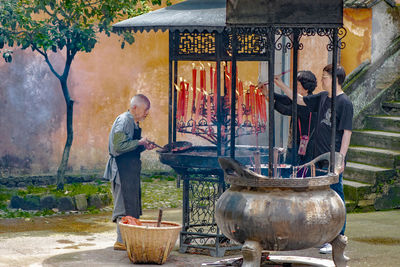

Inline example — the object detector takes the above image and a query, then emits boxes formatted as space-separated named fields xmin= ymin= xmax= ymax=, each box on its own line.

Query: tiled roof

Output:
xmin=344 ymin=0 xmax=396 ymax=8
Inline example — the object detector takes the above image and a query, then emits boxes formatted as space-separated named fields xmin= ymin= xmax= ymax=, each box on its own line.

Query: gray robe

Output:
xmin=103 ymin=111 xmax=143 ymax=221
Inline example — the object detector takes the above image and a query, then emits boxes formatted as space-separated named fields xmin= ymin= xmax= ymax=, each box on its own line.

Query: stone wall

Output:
xmin=0 ymin=173 xmax=103 ymax=188
xmin=10 ymin=192 xmax=112 ymax=212
xmin=371 ymin=1 xmax=400 ymax=63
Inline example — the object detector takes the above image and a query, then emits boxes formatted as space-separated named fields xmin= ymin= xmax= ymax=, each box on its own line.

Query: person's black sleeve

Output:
xmin=274 ymin=93 xmax=292 ymax=116
xmin=274 ymin=93 xmax=292 ymax=105
xmin=303 ymin=92 xmax=324 ymax=112
xmin=338 ymin=98 xmax=354 ymax=131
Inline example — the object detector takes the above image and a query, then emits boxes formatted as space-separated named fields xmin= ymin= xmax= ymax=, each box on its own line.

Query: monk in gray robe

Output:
xmin=103 ymin=94 xmax=156 ymax=250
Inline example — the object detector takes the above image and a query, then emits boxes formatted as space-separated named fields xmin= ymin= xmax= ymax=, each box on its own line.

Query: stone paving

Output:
xmin=0 ymin=209 xmax=399 ymax=266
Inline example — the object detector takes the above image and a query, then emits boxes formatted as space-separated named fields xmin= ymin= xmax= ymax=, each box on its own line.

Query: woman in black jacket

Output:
xmin=263 ymin=71 xmax=318 ymax=167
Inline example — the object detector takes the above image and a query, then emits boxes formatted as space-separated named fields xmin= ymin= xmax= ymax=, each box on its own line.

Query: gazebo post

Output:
xmin=291 ymin=29 xmax=300 ymax=167
xmin=168 ymin=31 xmax=173 ymax=144
xmin=173 ymin=56 xmax=178 ymax=143
xmin=230 ymin=28 xmax=237 ymax=159
xmin=216 ymin=33 xmax=222 ymax=157
xmin=330 ymin=28 xmax=339 ymax=173
xmin=268 ymin=27 xmax=276 ymax=177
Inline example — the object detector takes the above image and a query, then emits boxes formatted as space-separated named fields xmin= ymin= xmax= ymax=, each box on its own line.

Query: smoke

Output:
xmin=0 ymin=49 xmax=65 ymax=175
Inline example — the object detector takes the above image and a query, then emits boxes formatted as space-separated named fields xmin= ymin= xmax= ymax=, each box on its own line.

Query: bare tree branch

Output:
xmin=33 ymin=44 xmax=62 ymax=80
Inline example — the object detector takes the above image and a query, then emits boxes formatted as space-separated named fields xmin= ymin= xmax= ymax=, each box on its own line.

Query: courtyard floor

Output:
xmin=0 ymin=208 xmax=399 ymax=267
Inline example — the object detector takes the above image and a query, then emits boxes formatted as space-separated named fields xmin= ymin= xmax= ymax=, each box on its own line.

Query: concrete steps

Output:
xmin=344 ymin=43 xmax=400 ymax=211
xmin=345 ymin=112 xmax=400 ymax=211
xmin=344 ymin=162 xmax=392 ymax=184
xmin=382 ymin=101 xmax=400 ymax=115
xmin=365 ymin=116 xmax=400 ymax=133
xmin=347 ymin=146 xmax=400 ymax=169
xmin=343 ymin=179 xmax=374 ymax=212
xmin=351 ymin=130 xmax=400 ymax=151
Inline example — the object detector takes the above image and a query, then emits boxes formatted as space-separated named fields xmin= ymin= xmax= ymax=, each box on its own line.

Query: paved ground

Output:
xmin=0 ymin=208 xmax=399 ymax=267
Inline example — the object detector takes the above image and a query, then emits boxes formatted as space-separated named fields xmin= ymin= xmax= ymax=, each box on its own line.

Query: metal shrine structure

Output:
xmin=113 ymin=0 xmax=346 ymax=257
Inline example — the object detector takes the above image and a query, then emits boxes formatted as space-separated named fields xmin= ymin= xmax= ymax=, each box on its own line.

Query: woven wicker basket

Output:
xmin=119 ymin=220 xmax=182 ymax=264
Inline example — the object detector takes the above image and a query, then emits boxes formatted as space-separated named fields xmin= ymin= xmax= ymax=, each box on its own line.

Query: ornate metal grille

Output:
xmin=187 ymin=177 xmax=220 ymax=234
xmin=237 ymin=28 xmax=271 ymax=57
xmin=174 ymin=29 xmax=273 ymax=60
xmin=177 ymin=32 xmax=216 ymax=57
xmin=179 ymin=173 xmax=240 ymax=257
xmin=273 ymin=27 xmax=347 ymax=53
xmin=222 ymin=28 xmax=271 ymax=60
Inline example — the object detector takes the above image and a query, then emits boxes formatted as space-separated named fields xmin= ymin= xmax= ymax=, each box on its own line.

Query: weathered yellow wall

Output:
xmin=0 ymin=4 xmax=373 ymax=176
xmin=69 ymin=30 xmax=172 ymax=171
xmin=0 ymin=22 xmax=258 ymax=175
xmin=298 ymin=8 xmax=372 ymax=89
xmin=70 ymin=33 xmax=258 ymax=171
xmin=298 ymin=36 xmax=330 ymax=93
xmin=342 ymin=8 xmax=372 ymax=75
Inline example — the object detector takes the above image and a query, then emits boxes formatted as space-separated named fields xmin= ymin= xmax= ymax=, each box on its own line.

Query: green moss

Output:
xmin=344 ymin=184 xmax=359 ymax=202
xmin=387 ymin=6 xmax=400 ymax=25
xmin=0 ymin=174 xmax=182 ymax=218
xmin=14 ymin=182 xmax=110 ymax=198
xmin=87 ymin=206 xmax=100 ymax=213
xmin=141 ymin=179 xmax=182 ymax=210
xmin=142 ymin=174 xmax=176 ymax=183
xmin=343 ymin=66 xmax=369 ymax=92
xmin=376 ymin=182 xmax=384 ymax=194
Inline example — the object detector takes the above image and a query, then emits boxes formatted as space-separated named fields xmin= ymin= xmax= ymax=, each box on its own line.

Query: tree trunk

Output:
xmin=56 ymin=79 xmax=74 ymax=190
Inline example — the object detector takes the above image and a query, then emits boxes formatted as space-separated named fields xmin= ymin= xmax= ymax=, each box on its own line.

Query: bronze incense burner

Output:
xmin=216 ymin=155 xmax=348 ymax=267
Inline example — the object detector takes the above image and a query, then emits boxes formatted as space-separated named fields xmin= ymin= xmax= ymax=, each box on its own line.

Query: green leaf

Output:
xmin=3 ymin=52 xmax=12 ymax=63
xmin=21 ymin=40 xmax=30 ymax=50
xmin=0 ymin=0 xmax=164 ymax=70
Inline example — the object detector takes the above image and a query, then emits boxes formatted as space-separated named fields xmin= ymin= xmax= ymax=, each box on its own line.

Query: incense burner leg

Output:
xmin=241 ymin=240 xmax=262 ymax=267
xmin=331 ymin=234 xmax=349 ymax=267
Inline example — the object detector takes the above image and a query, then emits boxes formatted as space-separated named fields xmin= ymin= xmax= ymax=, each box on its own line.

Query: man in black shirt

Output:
xmin=274 ymin=64 xmax=353 ymax=254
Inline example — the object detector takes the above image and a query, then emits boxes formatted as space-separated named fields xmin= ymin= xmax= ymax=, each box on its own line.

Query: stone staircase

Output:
xmin=344 ymin=96 xmax=400 ymax=211
xmin=343 ymin=37 xmax=400 ymax=211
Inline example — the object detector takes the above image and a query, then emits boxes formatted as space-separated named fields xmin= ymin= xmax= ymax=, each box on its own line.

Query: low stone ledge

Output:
xmin=0 ymin=173 xmax=105 ymax=188
xmin=9 ymin=193 xmax=112 ymax=212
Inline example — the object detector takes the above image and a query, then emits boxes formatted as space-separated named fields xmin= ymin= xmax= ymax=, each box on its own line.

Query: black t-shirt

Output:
xmin=303 ymin=91 xmax=353 ymax=157
xmin=274 ymin=93 xmax=317 ymax=163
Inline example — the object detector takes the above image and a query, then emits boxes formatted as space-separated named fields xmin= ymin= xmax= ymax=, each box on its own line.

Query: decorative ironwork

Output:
xmin=173 ymin=27 xmax=347 ymax=59
xmin=177 ymin=32 xmax=216 ymax=56
xmin=274 ymin=27 xmax=295 ymax=53
xmin=315 ymin=28 xmax=334 ymax=37
xmin=179 ymin=173 xmax=240 ymax=257
xmin=236 ymin=27 xmax=271 ymax=56
xmin=274 ymin=27 xmax=347 ymax=53
xmin=327 ymin=27 xmax=347 ymax=51
xmin=174 ymin=28 xmax=271 ymax=60
xmin=222 ymin=28 xmax=271 ymax=59
xmin=176 ymin=107 xmax=265 ymax=146
xmin=187 ymin=176 xmax=220 ymax=235
xmin=338 ymin=27 xmax=347 ymax=50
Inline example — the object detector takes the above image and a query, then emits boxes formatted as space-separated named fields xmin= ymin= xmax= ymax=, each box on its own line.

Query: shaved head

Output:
xmin=130 ymin=94 xmax=151 ymax=110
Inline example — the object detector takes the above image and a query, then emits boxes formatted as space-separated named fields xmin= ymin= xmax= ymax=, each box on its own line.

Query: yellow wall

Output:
xmin=70 ymin=33 xmax=258 ymax=171
xmin=298 ymin=36 xmax=330 ymax=93
xmin=0 ymin=23 xmax=258 ymax=175
xmin=0 ymin=4 xmax=373 ymax=175
xmin=297 ymin=8 xmax=372 ymax=90
xmin=342 ymin=8 xmax=372 ymax=75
